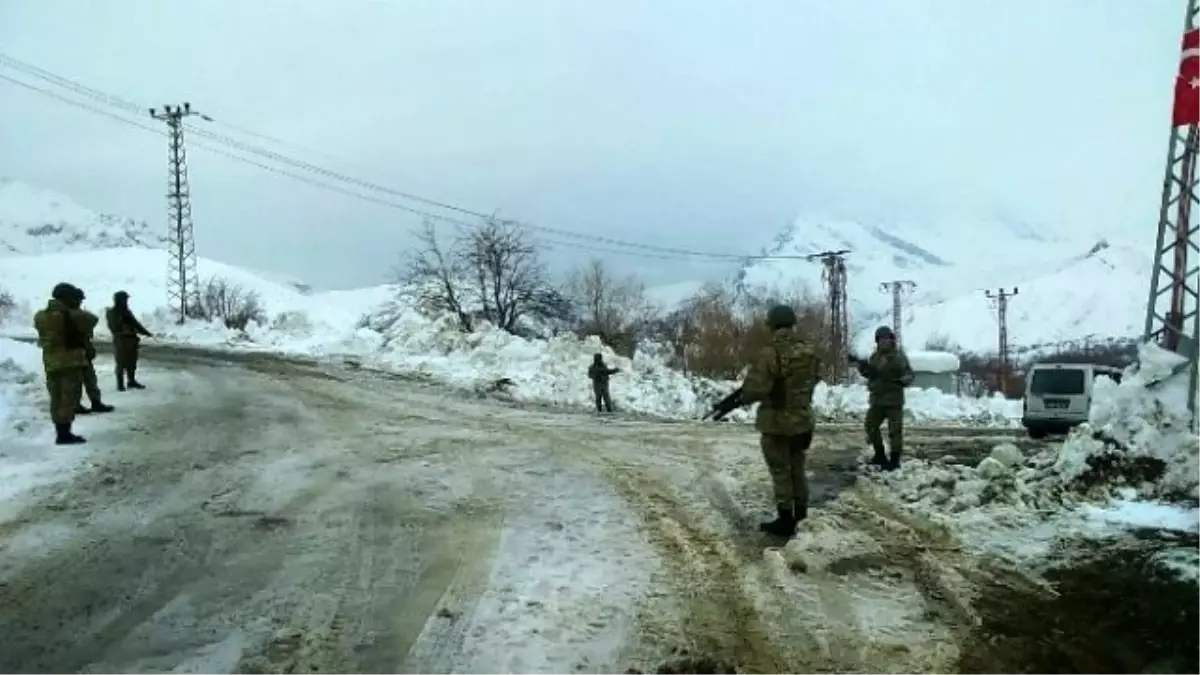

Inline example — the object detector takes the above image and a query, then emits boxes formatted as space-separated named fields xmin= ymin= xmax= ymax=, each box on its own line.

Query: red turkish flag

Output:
xmin=1173 ymin=28 xmax=1199 ymax=127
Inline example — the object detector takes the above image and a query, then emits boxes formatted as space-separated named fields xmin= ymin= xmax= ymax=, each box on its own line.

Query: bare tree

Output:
xmin=400 ymin=217 xmax=558 ymax=335
xmin=565 ymin=258 xmax=653 ymax=351
xmin=400 ymin=221 xmax=475 ymax=330
xmin=462 ymin=217 xmax=551 ymax=333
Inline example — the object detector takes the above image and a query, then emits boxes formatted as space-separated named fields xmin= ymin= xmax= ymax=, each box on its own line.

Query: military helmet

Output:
xmin=874 ymin=325 xmax=896 ymax=341
xmin=765 ymin=304 xmax=797 ymax=329
xmin=113 ymin=290 xmax=130 ymax=303
xmin=51 ymin=282 xmax=78 ymax=301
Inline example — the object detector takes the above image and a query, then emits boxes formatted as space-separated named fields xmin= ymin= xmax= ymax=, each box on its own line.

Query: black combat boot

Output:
xmin=759 ymin=503 xmax=797 ymax=537
xmin=116 ymin=371 xmax=126 ymax=392
xmin=54 ymin=423 xmax=86 ymax=445
xmin=869 ymin=442 xmax=888 ymax=467
xmin=127 ymin=370 xmax=146 ymax=390
xmin=75 ymin=404 xmax=93 ymax=415
xmin=794 ymin=500 xmax=808 ymax=524
xmin=886 ymin=450 xmax=902 ymax=472
xmin=89 ymin=401 xmax=115 ymax=413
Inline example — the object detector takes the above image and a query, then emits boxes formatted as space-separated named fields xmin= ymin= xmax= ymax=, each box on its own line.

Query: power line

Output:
xmin=0 ymin=51 xmax=821 ymax=264
xmin=2 ymin=71 xmax=767 ymax=266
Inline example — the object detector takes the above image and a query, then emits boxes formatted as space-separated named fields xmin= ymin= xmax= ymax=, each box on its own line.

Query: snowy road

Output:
xmin=0 ymin=346 xmax=1048 ymax=673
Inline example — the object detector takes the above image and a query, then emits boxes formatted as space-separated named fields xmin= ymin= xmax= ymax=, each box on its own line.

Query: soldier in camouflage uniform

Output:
xmin=62 ymin=286 xmax=115 ymax=415
xmin=32 ymin=283 xmax=89 ymax=444
xmin=105 ymin=290 xmax=153 ymax=391
xmin=740 ymin=304 xmax=823 ymax=536
xmin=856 ymin=325 xmax=914 ymax=471
xmin=587 ymin=353 xmax=619 ymax=413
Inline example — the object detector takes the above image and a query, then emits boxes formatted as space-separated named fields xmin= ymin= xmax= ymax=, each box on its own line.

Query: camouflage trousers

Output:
xmin=81 ymin=359 xmax=102 ymax=405
xmin=45 ymin=367 xmax=84 ymax=425
xmin=760 ymin=432 xmax=812 ymax=506
xmin=592 ymin=382 xmax=613 ymax=412
xmin=113 ymin=337 xmax=140 ymax=382
xmin=865 ymin=404 xmax=904 ymax=455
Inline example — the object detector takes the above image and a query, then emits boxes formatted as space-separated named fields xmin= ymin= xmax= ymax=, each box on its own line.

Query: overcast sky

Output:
xmin=0 ymin=0 xmax=1187 ymax=290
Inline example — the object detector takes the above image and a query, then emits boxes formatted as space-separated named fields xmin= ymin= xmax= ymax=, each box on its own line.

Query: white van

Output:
xmin=1021 ymin=362 xmax=1124 ymax=439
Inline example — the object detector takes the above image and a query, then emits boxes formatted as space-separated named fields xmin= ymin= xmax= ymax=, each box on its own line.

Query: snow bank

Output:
xmin=856 ymin=342 xmax=1198 ymax=578
xmin=0 ymin=337 xmax=42 ymax=439
xmin=813 ymin=381 xmax=1015 ymax=425
xmin=907 ymin=350 xmax=960 ymax=373
xmin=0 ymin=248 xmax=1025 ymax=424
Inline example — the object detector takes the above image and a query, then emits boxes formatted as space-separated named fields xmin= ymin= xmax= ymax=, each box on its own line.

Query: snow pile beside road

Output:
xmin=0 ymin=337 xmax=42 ymax=438
xmin=814 ymin=382 xmax=1017 ymax=426
xmin=857 ymin=342 xmax=1198 ymax=576
xmin=0 ymin=248 xmax=1025 ymax=424
xmin=360 ymin=300 xmax=1023 ymax=423
xmin=363 ymin=302 xmax=712 ymax=417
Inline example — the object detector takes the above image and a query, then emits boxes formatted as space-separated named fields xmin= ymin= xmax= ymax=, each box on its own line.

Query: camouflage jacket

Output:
xmin=106 ymin=305 xmax=151 ymax=339
xmin=70 ymin=308 xmax=101 ymax=359
xmin=70 ymin=308 xmax=100 ymax=343
xmin=741 ymin=329 xmax=823 ymax=436
xmin=859 ymin=348 xmax=915 ymax=407
xmin=33 ymin=299 xmax=89 ymax=372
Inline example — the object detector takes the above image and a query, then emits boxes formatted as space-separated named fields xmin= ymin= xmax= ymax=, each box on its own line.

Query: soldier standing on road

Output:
xmin=587 ymin=353 xmax=619 ymax=413
xmin=856 ymin=325 xmax=915 ymax=471
xmin=105 ymin=290 xmax=153 ymax=391
xmin=740 ymin=304 xmax=823 ymax=537
xmin=32 ymin=283 xmax=90 ymax=445
xmin=62 ymin=286 xmax=115 ymax=415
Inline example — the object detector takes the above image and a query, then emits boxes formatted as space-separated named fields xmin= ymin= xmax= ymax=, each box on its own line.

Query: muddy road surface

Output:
xmin=0 ymin=345 xmax=1181 ymax=673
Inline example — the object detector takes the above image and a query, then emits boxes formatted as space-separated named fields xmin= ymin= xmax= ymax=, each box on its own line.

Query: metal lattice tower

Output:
xmin=1144 ymin=0 xmax=1199 ymax=424
xmin=150 ymin=102 xmax=201 ymax=324
xmin=986 ymin=287 xmax=1018 ymax=394
xmin=880 ymin=280 xmax=916 ymax=345
xmin=811 ymin=250 xmax=851 ymax=381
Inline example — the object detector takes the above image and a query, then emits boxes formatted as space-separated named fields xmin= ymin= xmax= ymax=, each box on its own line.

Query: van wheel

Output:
xmin=1027 ymin=426 xmax=1048 ymax=440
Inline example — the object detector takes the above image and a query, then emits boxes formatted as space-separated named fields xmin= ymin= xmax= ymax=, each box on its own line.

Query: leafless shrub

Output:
xmin=187 ymin=277 xmax=267 ymax=331
xmin=656 ymin=282 xmax=833 ymax=380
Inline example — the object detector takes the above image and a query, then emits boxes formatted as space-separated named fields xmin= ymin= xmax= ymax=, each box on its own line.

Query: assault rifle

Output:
xmin=702 ymin=387 xmax=745 ymax=422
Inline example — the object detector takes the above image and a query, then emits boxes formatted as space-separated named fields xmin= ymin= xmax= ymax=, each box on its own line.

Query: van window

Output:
xmin=1030 ymin=368 xmax=1086 ymax=395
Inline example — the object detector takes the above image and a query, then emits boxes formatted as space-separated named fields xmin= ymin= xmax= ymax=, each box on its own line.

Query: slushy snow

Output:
xmin=1 ymin=247 xmax=1022 ymax=425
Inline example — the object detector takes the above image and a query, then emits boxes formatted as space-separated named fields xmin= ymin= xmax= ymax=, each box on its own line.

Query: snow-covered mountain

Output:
xmin=718 ymin=216 xmax=1152 ymax=354
xmin=0 ymin=178 xmax=166 ymax=255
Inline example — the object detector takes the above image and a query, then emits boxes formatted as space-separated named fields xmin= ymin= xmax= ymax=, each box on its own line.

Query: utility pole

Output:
xmin=1144 ymin=0 xmax=1199 ymax=427
xmin=986 ymin=287 xmax=1019 ymax=395
xmin=150 ymin=102 xmax=201 ymax=324
xmin=879 ymin=280 xmax=916 ymax=345
xmin=809 ymin=250 xmax=851 ymax=381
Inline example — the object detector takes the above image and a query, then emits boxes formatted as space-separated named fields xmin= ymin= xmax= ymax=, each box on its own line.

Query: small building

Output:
xmin=906 ymin=350 xmax=961 ymax=394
